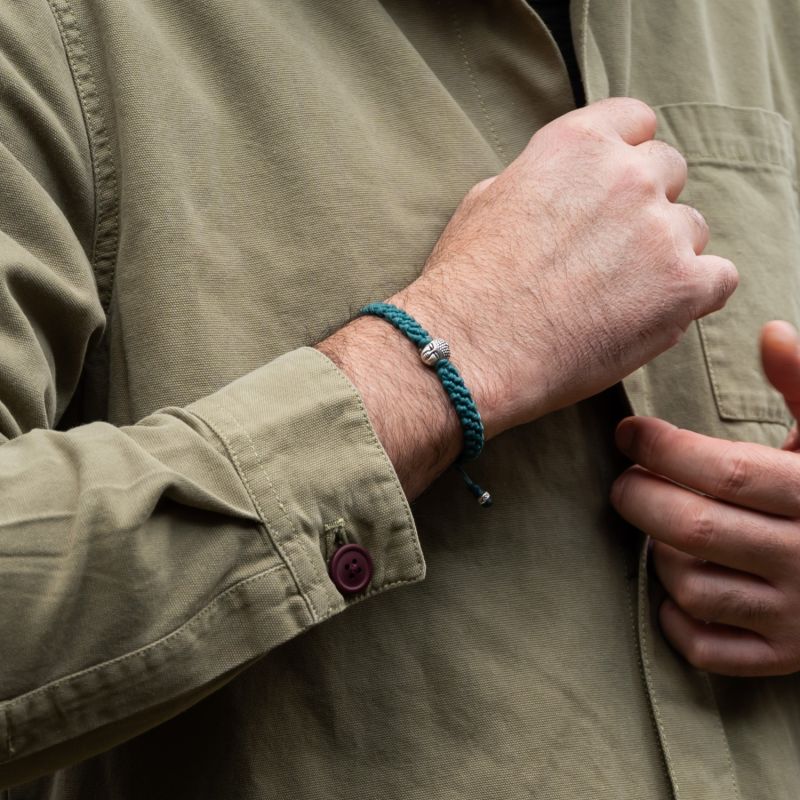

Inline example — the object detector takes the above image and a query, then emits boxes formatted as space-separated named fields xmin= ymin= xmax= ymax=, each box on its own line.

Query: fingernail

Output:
xmin=616 ymin=419 xmax=636 ymax=453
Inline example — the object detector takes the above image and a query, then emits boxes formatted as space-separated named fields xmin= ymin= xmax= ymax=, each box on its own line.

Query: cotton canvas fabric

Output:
xmin=0 ymin=1 xmax=799 ymax=798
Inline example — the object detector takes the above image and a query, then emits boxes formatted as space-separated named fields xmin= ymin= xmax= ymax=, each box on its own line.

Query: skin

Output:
xmin=318 ymin=97 xmax=737 ymax=497
xmin=611 ymin=320 xmax=800 ymax=677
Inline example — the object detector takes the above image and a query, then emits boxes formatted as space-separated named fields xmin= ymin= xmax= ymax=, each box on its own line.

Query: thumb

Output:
xmin=761 ymin=320 xmax=800 ymax=425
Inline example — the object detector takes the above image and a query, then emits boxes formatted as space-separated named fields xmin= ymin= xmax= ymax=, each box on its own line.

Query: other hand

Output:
xmin=611 ymin=320 xmax=800 ymax=676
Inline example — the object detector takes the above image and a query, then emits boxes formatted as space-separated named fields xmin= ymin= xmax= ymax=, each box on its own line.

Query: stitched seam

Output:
xmin=701 ymin=673 xmax=742 ymax=800
xmin=653 ymin=101 xmax=794 ymax=132
xmin=220 ymin=405 xmax=333 ymax=618
xmin=580 ymin=0 xmax=591 ymax=100
xmin=623 ymin=551 xmax=672 ymax=792
xmin=312 ymin=349 xmax=423 ymax=580
xmin=315 ymin=576 xmax=424 ymax=625
xmin=323 ymin=518 xmax=347 ymax=561
xmin=637 ymin=539 xmax=681 ymax=798
xmin=1 ymin=563 xmax=287 ymax=709
xmin=45 ymin=0 xmax=120 ymax=313
xmin=223 ymin=407 xmax=334 ymax=618
xmin=697 ymin=319 xmax=793 ymax=425
xmin=448 ymin=1 xmax=507 ymax=163
xmin=696 ymin=318 xmax=729 ymax=421
xmin=683 ymin=156 xmax=795 ymax=183
xmin=188 ymin=405 xmax=323 ymax=621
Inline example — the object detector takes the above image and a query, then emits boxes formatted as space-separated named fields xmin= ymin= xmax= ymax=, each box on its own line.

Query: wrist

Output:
xmin=316 ymin=312 xmax=461 ymax=500
xmin=390 ymin=275 xmax=546 ymax=440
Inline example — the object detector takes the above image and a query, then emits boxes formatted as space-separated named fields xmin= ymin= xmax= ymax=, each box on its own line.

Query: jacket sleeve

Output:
xmin=0 ymin=3 xmax=424 ymax=787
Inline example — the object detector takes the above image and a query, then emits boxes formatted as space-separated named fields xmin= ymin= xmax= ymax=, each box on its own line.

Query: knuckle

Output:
xmin=555 ymin=114 xmax=602 ymax=144
xmin=680 ymin=500 xmax=717 ymax=553
xmin=636 ymin=204 xmax=676 ymax=261
xmin=772 ymin=586 xmax=794 ymax=619
xmin=715 ymin=259 xmax=740 ymax=301
xmin=663 ymin=323 xmax=686 ymax=350
xmin=671 ymin=254 xmax=695 ymax=286
xmin=713 ymin=445 xmax=751 ymax=498
xmin=690 ymin=257 xmax=739 ymax=316
xmin=638 ymin=422 xmax=672 ymax=467
xmin=643 ymin=202 xmax=673 ymax=238
xmin=670 ymin=144 xmax=688 ymax=173
xmin=672 ymin=573 xmax=702 ymax=614
xmin=716 ymin=587 xmax=770 ymax=624
xmin=684 ymin=635 xmax=715 ymax=671
xmin=651 ymin=139 xmax=687 ymax=173
xmin=686 ymin=205 xmax=709 ymax=235
xmin=767 ymin=644 xmax=797 ymax=676
xmin=473 ymin=176 xmax=495 ymax=194
xmin=618 ymin=157 xmax=658 ymax=195
xmin=610 ymin=96 xmax=657 ymax=127
xmin=631 ymin=97 xmax=657 ymax=124
xmin=757 ymin=528 xmax=790 ymax=566
xmin=464 ymin=177 xmax=495 ymax=204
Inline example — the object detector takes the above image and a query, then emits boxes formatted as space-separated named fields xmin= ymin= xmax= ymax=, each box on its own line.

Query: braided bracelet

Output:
xmin=358 ymin=302 xmax=492 ymax=507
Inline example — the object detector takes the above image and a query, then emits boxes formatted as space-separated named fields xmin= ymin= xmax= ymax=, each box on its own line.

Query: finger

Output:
xmin=470 ymin=176 xmax=497 ymax=197
xmin=616 ymin=415 xmax=800 ymax=517
xmin=761 ymin=320 xmax=800 ymax=422
xmin=584 ymin=97 xmax=657 ymax=145
xmin=611 ymin=466 xmax=796 ymax=578
xmin=684 ymin=254 xmax=739 ymax=317
xmin=659 ymin=597 xmax=783 ymax=676
xmin=671 ymin=203 xmax=709 ymax=254
xmin=652 ymin=540 xmax=781 ymax=633
xmin=782 ymin=425 xmax=800 ymax=452
xmin=636 ymin=140 xmax=687 ymax=201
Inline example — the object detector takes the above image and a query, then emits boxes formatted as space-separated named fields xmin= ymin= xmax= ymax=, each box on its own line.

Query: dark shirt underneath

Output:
xmin=528 ymin=0 xmax=586 ymax=106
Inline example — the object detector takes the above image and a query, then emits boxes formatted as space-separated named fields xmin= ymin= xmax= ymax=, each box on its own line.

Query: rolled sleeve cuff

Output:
xmin=0 ymin=348 xmax=425 ymax=785
xmin=186 ymin=346 xmax=426 ymax=623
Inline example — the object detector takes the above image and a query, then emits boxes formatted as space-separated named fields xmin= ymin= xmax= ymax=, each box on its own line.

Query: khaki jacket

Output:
xmin=0 ymin=1 xmax=798 ymax=798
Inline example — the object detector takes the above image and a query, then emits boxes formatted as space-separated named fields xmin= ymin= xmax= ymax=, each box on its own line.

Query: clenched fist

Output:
xmin=396 ymin=97 xmax=738 ymax=437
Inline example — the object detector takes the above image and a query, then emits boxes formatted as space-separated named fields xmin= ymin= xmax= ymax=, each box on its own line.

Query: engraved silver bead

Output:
xmin=420 ymin=338 xmax=451 ymax=366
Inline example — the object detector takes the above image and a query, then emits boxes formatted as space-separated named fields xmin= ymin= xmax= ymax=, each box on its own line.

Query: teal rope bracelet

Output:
xmin=359 ymin=302 xmax=492 ymax=507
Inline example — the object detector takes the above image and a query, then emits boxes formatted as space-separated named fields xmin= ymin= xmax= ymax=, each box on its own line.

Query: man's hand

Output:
xmin=611 ymin=321 xmax=800 ymax=677
xmin=396 ymin=96 xmax=737 ymax=438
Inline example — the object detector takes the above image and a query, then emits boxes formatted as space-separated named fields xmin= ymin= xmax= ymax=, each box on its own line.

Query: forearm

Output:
xmin=317 ymin=305 xmax=462 ymax=500
xmin=316 ymin=276 xmax=506 ymax=501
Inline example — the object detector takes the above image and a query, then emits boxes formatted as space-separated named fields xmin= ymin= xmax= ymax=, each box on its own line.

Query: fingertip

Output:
xmin=761 ymin=320 xmax=800 ymax=398
xmin=615 ymin=416 xmax=640 ymax=452
xmin=615 ymin=415 xmax=663 ymax=452
xmin=782 ymin=424 xmax=800 ymax=452
xmin=659 ymin=595 xmax=678 ymax=620
xmin=761 ymin=320 xmax=800 ymax=349
xmin=658 ymin=597 xmax=685 ymax=644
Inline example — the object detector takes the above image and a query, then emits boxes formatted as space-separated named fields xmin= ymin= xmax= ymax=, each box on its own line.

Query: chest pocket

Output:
xmin=655 ymin=103 xmax=800 ymax=427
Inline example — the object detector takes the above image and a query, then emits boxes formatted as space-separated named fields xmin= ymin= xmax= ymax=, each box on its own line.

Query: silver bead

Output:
xmin=419 ymin=338 xmax=451 ymax=366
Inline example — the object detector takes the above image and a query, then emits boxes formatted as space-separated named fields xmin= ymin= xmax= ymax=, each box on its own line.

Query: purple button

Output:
xmin=329 ymin=543 xmax=373 ymax=595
